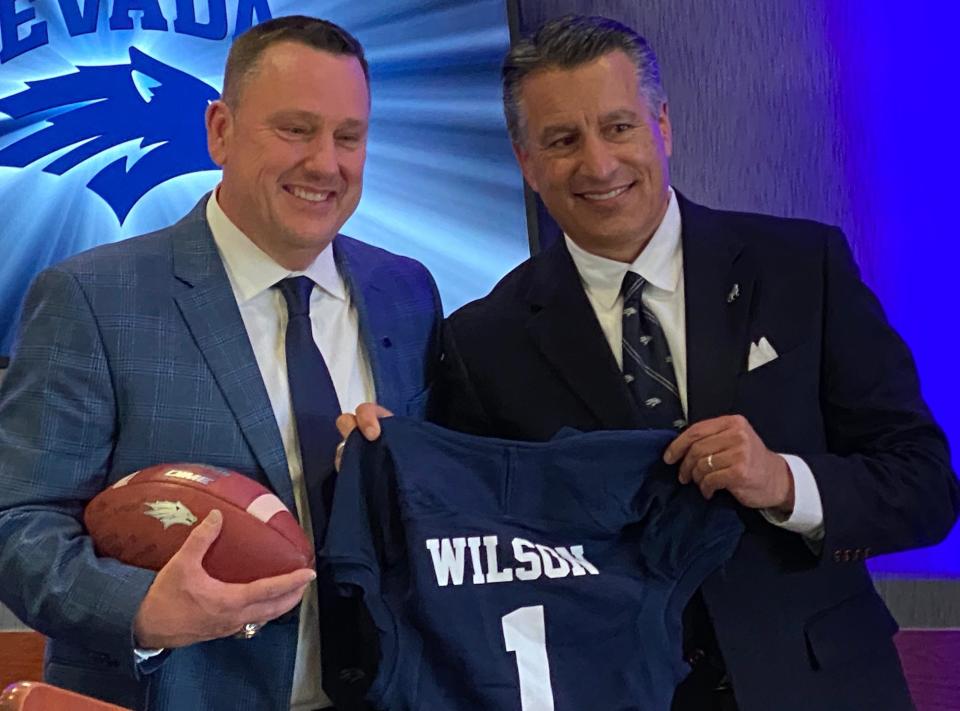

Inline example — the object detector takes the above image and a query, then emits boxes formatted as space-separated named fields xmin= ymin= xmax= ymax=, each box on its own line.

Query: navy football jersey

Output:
xmin=325 ymin=418 xmax=742 ymax=711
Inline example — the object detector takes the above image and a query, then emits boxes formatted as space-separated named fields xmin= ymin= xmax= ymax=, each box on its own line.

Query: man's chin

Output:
xmin=290 ymin=231 xmax=338 ymax=251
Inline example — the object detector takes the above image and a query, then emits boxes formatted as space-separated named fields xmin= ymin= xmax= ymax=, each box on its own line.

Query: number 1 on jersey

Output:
xmin=501 ymin=605 xmax=556 ymax=711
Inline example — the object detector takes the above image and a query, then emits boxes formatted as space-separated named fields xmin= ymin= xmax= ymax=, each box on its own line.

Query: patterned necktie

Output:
xmin=620 ymin=271 xmax=686 ymax=430
xmin=276 ymin=276 xmax=342 ymax=548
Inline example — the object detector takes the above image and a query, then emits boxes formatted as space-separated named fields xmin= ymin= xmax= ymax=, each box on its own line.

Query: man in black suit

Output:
xmin=343 ymin=14 xmax=958 ymax=711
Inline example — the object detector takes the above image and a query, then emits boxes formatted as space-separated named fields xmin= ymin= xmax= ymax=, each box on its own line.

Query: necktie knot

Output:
xmin=621 ymin=271 xmax=646 ymax=304
xmin=276 ymin=276 xmax=315 ymax=318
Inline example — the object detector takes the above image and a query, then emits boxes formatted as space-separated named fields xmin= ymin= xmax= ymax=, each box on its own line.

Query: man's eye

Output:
xmin=282 ymin=126 xmax=309 ymax=136
xmin=613 ymin=123 xmax=634 ymax=133
xmin=549 ymin=135 xmax=576 ymax=149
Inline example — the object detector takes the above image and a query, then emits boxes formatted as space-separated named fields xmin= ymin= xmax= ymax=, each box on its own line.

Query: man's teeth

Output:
xmin=582 ymin=185 xmax=629 ymax=201
xmin=291 ymin=187 xmax=332 ymax=202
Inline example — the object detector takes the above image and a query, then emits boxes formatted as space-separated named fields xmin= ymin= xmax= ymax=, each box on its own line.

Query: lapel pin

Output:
xmin=726 ymin=283 xmax=740 ymax=304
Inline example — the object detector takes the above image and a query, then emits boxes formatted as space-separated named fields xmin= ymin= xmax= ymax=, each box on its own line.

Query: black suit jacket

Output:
xmin=432 ymin=194 xmax=959 ymax=711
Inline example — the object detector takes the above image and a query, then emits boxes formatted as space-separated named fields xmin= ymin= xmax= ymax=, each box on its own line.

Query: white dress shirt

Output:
xmin=564 ymin=188 xmax=824 ymax=539
xmin=208 ymin=191 xmax=376 ymax=710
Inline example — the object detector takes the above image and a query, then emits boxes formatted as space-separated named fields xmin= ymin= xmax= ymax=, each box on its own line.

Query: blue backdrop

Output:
xmin=826 ymin=3 xmax=960 ymax=576
xmin=0 ymin=0 xmax=529 ymax=355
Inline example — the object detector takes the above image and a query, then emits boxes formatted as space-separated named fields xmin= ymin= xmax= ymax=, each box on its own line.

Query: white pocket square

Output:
xmin=748 ymin=337 xmax=778 ymax=371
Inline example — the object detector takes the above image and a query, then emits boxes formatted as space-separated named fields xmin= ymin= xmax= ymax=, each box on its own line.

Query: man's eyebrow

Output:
xmin=266 ymin=109 xmax=317 ymax=123
xmin=600 ymin=109 xmax=642 ymax=123
xmin=336 ymin=118 xmax=368 ymax=130
xmin=539 ymin=123 xmax=578 ymax=143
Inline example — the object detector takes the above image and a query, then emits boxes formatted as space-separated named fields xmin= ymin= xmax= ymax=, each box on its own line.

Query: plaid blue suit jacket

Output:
xmin=0 ymin=197 xmax=442 ymax=710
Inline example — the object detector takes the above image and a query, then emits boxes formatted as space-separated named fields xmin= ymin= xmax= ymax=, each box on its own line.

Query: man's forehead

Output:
xmin=520 ymin=56 xmax=642 ymax=114
xmin=521 ymin=76 xmax=646 ymax=131
xmin=236 ymin=45 xmax=369 ymax=114
xmin=266 ymin=108 xmax=369 ymax=127
xmin=243 ymin=42 xmax=368 ymax=96
xmin=256 ymin=40 xmax=361 ymax=70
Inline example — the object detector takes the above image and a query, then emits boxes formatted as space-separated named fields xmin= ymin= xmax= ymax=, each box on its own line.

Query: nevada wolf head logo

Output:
xmin=0 ymin=48 xmax=219 ymax=222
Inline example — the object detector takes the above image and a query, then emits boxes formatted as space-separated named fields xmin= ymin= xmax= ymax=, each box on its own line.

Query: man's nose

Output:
xmin=302 ymin=133 xmax=339 ymax=176
xmin=578 ymin=133 xmax=619 ymax=180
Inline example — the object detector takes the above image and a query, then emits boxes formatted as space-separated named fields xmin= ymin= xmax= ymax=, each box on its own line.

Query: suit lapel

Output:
xmin=679 ymin=195 xmax=756 ymax=423
xmin=170 ymin=198 xmax=294 ymax=508
xmin=333 ymin=236 xmax=404 ymax=413
xmin=524 ymin=241 xmax=639 ymax=430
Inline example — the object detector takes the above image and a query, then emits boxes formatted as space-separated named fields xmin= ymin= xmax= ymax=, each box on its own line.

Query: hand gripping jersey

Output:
xmin=325 ymin=418 xmax=743 ymax=711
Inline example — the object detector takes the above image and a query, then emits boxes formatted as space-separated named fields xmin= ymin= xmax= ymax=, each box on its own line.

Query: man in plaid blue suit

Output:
xmin=0 ymin=16 xmax=440 ymax=711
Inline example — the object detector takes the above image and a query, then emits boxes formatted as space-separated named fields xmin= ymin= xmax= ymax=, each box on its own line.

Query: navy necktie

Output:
xmin=276 ymin=276 xmax=342 ymax=548
xmin=620 ymin=271 xmax=686 ymax=430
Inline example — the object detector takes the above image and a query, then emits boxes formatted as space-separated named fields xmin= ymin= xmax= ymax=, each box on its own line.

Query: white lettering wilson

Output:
xmin=425 ymin=536 xmax=599 ymax=587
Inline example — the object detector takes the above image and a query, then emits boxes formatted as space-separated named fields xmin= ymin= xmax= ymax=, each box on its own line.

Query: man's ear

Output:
xmin=206 ymin=100 xmax=232 ymax=167
xmin=658 ymin=102 xmax=672 ymax=158
xmin=512 ymin=140 xmax=540 ymax=193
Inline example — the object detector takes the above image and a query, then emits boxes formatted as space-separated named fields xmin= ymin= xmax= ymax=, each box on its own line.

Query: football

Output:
xmin=83 ymin=463 xmax=314 ymax=583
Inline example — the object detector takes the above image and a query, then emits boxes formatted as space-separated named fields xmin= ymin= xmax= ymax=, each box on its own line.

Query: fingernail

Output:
xmin=362 ymin=426 xmax=376 ymax=439
xmin=207 ymin=509 xmax=222 ymax=525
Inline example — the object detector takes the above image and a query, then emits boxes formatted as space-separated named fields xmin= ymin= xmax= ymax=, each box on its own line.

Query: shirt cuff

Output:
xmin=134 ymin=647 xmax=165 ymax=663
xmin=760 ymin=454 xmax=824 ymax=541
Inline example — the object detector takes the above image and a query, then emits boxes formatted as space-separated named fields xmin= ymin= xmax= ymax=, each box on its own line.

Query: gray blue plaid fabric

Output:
xmin=620 ymin=271 xmax=686 ymax=430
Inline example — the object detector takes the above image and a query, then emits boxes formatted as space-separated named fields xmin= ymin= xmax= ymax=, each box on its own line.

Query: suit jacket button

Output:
xmin=833 ymin=550 xmax=842 ymax=562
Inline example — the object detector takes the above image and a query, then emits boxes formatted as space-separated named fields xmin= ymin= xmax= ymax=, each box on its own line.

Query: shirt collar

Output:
xmin=565 ymin=187 xmax=682 ymax=309
xmin=206 ymin=187 xmax=346 ymax=304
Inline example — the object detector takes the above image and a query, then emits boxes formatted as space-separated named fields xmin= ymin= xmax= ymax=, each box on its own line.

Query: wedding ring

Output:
xmin=707 ymin=453 xmax=715 ymax=471
xmin=236 ymin=622 xmax=261 ymax=639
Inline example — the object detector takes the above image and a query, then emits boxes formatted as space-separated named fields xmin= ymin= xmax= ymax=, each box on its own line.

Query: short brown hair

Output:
xmin=222 ymin=15 xmax=369 ymax=106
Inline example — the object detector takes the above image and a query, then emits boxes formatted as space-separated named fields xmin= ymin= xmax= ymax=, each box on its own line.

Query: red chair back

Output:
xmin=0 ymin=633 xmax=43 ymax=691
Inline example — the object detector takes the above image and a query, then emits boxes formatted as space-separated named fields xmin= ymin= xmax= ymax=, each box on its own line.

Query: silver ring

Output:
xmin=707 ymin=453 xmax=715 ymax=471
xmin=236 ymin=622 xmax=261 ymax=639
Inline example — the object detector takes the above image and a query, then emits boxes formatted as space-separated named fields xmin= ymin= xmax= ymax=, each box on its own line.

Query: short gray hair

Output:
xmin=502 ymin=15 xmax=666 ymax=144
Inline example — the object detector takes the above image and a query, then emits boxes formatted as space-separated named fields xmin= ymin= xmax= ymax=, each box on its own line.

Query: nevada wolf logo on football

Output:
xmin=0 ymin=47 xmax=218 ymax=222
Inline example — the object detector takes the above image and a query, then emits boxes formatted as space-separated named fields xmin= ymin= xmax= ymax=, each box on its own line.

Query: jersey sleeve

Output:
xmin=321 ymin=430 xmax=402 ymax=708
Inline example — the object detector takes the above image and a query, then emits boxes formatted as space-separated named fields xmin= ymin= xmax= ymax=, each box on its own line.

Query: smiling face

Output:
xmin=207 ymin=41 xmax=369 ymax=270
xmin=513 ymin=50 xmax=672 ymax=263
